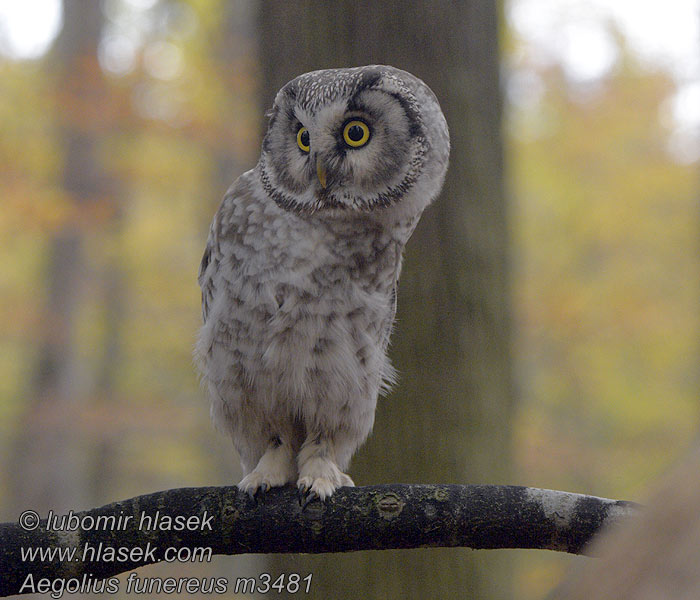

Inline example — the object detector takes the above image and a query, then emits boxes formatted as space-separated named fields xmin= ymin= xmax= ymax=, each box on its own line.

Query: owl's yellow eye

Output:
xmin=297 ymin=127 xmax=310 ymax=152
xmin=343 ymin=120 xmax=370 ymax=148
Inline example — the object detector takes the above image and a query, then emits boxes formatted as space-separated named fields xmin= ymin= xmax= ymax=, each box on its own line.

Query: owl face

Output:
xmin=259 ymin=65 xmax=449 ymax=215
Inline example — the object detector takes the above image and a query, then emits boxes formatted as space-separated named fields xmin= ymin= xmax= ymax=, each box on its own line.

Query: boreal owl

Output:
xmin=196 ymin=65 xmax=449 ymax=502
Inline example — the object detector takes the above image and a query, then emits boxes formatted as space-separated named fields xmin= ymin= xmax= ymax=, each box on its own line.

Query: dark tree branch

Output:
xmin=0 ymin=484 xmax=638 ymax=597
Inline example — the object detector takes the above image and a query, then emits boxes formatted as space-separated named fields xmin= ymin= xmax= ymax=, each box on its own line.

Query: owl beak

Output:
xmin=316 ymin=160 xmax=328 ymax=189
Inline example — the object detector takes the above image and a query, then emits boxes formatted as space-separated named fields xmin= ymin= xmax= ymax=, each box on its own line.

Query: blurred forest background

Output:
xmin=1 ymin=0 xmax=698 ymax=599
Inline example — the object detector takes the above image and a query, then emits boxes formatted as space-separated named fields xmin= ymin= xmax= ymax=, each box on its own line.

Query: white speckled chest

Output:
xmin=198 ymin=169 xmax=410 ymax=429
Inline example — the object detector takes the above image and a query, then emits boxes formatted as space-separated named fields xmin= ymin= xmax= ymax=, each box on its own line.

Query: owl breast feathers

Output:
xmin=196 ymin=65 xmax=449 ymax=501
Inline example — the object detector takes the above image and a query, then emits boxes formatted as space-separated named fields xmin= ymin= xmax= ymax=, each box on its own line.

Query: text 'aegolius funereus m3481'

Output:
xmin=196 ymin=65 xmax=449 ymax=502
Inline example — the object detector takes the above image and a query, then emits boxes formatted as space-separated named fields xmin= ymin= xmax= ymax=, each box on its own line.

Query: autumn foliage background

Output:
xmin=0 ymin=1 xmax=698 ymax=598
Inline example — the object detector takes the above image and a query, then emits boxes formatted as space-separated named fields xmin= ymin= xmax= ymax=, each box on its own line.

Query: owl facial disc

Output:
xmin=258 ymin=65 xmax=449 ymax=216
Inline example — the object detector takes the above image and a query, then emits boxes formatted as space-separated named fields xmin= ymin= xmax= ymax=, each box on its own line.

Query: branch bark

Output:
xmin=0 ymin=484 xmax=638 ymax=597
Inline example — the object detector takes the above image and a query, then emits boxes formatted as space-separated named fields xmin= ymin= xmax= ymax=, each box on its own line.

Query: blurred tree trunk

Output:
xmin=258 ymin=1 xmax=514 ymax=599
xmin=10 ymin=0 xmax=108 ymax=514
xmin=87 ymin=213 xmax=126 ymax=504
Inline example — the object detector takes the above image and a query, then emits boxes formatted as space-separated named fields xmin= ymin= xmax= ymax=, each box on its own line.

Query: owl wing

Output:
xmin=198 ymin=219 xmax=221 ymax=324
xmin=198 ymin=170 xmax=256 ymax=324
xmin=198 ymin=243 xmax=213 ymax=323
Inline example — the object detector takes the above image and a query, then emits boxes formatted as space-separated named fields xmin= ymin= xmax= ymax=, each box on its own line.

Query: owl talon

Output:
xmin=238 ymin=444 xmax=296 ymax=500
xmin=297 ymin=483 xmax=309 ymax=505
xmin=297 ymin=448 xmax=355 ymax=502
xmin=301 ymin=490 xmax=320 ymax=510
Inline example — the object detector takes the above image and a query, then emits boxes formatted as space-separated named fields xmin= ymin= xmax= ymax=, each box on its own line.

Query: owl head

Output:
xmin=258 ymin=65 xmax=450 ymax=216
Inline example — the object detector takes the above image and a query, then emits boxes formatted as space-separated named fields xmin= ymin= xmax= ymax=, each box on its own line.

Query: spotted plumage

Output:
xmin=196 ymin=65 xmax=449 ymax=501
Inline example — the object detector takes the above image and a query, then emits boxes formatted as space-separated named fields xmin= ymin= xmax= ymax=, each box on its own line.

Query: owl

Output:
xmin=196 ymin=65 xmax=449 ymax=502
